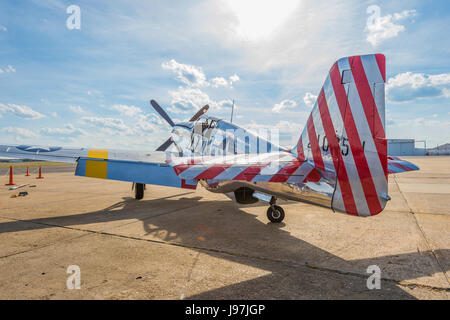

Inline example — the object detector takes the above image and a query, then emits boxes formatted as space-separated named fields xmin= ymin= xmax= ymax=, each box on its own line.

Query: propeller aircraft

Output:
xmin=0 ymin=54 xmax=419 ymax=223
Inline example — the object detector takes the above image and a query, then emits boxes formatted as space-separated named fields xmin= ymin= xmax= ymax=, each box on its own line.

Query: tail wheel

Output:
xmin=267 ymin=205 xmax=285 ymax=223
xmin=135 ymin=183 xmax=145 ymax=200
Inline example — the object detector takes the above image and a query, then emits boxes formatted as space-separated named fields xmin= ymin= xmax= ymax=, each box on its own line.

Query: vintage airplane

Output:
xmin=0 ymin=54 xmax=419 ymax=223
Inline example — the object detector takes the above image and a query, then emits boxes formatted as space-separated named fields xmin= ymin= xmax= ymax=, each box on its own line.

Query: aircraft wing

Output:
xmin=0 ymin=144 xmax=171 ymax=163
xmin=388 ymin=156 xmax=420 ymax=174
xmin=0 ymin=144 xmax=197 ymax=189
xmin=0 ymin=144 xmax=90 ymax=163
xmin=168 ymin=152 xmax=320 ymax=183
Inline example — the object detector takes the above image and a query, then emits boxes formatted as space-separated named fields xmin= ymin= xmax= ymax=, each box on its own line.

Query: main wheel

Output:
xmin=135 ymin=183 xmax=145 ymax=200
xmin=266 ymin=205 xmax=285 ymax=223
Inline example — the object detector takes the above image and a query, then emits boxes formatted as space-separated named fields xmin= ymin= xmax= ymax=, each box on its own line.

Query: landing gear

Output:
xmin=253 ymin=194 xmax=286 ymax=223
xmin=134 ymin=183 xmax=145 ymax=200
xmin=266 ymin=204 xmax=285 ymax=223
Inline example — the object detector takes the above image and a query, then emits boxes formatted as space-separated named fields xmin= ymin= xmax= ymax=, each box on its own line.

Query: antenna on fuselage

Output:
xmin=230 ymin=99 xmax=235 ymax=123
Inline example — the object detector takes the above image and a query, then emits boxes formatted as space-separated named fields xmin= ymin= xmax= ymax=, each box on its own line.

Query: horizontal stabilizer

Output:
xmin=388 ymin=156 xmax=419 ymax=174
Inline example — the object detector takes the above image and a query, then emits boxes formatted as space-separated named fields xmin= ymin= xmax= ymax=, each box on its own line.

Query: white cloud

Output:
xmin=443 ymin=88 xmax=450 ymax=98
xmin=0 ymin=103 xmax=45 ymax=120
xmin=390 ymin=116 xmax=450 ymax=130
xmin=2 ymin=127 xmax=37 ymax=138
xmin=136 ymin=113 xmax=164 ymax=132
xmin=211 ymin=74 xmax=240 ymax=88
xmin=303 ymin=92 xmax=317 ymax=108
xmin=387 ymin=115 xmax=450 ymax=148
xmin=365 ymin=7 xmax=416 ymax=46
xmin=167 ymin=87 xmax=210 ymax=113
xmin=162 ymin=59 xmax=239 ymax=88
xmin=111 ymin=104 xmax=143 ymax=117
xmin=82 ymin=117 xmax=132 ymax=134
xmin=40 ymin=124 xmax=86 ymax=137
xmin=387 ymin=72 xmax=450 ymax=102
xmin=272 ymin=99 xmax=297 ymax=113
xmin=229 ymin=74 xmax=240 ymax=83
xmin=5 ymin=65 xmax=16 ymax=73
xmin=195 ymin=0 xmax=360 ymax=74
xmin=214 ymin=99 xmax=234 ymax=110
xmin=388 ymin=72 xmax=450 ymax=88
xmin=69 ymin=105 xmax=86 ymax=114
xmin=0 ymin=65 xmax=15 ymax=74
xmin=162 ymin=59 xmax=208 ymax=87
xmin=393 ymin=10 xmax=417 ymax=20
xmin=211 ymin=77 xmax=229 ymax=88
xmin=167 ymin=86 xmax=233 ymax=113
xmin=109 ymin=104 xmax=166 ymax=133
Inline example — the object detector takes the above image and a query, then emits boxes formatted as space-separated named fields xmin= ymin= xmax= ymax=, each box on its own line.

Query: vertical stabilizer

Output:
xmin=291 ymin=54 xmax=387 ymax=216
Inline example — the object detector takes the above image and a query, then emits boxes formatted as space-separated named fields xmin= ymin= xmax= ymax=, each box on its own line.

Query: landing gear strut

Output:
xmin=266 ymin=197 xmax=285 ymax=223
xmin=133 ymin=183 xmax=145 ymax=200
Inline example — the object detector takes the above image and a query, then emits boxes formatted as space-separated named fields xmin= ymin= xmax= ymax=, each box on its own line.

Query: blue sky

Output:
xmin=0 ymin=0 xmax=449 ymax=150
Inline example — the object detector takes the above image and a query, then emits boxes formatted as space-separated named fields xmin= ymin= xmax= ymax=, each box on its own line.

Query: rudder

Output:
xmin=292 ymin=54 xmax=388 ymax=216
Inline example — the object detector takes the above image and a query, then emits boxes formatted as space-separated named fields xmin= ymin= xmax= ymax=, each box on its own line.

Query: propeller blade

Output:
xmin=156 ymin=137 xmax=174 ymax=151
xmin=189 ymin=104 xmax=209 ymax=122
xmin=150 ymin=100 xmax=175 ymax=127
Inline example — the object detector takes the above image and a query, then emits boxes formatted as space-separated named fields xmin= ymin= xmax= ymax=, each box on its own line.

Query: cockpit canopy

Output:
xmin=170 ymin=117 xmax=283 ymax=157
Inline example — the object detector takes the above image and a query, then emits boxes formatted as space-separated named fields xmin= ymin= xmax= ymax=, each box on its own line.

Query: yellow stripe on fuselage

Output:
xmin=86 ymin=149 xmax=109 ymax=179
xmin=87 ymin=149 xmax=109 ymax=159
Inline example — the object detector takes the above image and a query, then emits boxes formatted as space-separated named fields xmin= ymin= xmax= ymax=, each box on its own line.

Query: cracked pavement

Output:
xmin=0 ymin=157 xmax=448 ymax=299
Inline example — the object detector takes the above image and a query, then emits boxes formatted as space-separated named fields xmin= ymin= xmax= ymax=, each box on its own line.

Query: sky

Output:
xmin=0 ymin=0 xmax=449 ymax=150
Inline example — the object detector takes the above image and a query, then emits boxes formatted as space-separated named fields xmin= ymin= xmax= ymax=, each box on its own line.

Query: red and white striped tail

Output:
xmin=293 ymin=54 xmax=388 ymax=216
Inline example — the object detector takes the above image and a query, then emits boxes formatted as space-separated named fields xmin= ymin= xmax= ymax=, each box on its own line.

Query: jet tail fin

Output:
xmin=291 ymin=54 xmax=388 ymax=216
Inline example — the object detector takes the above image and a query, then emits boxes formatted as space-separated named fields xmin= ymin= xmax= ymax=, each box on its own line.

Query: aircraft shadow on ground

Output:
xmin=0 ymin=194 xmax=448 ymax=299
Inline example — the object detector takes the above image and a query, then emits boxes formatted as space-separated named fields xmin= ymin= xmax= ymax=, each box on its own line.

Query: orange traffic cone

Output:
xmin=5 ymin=166 xmax=15 ymax=186
xmin=36 ymin=166 xmax=44 ymax=179
xmin=25 ymin=167 xmax=30 ymax=176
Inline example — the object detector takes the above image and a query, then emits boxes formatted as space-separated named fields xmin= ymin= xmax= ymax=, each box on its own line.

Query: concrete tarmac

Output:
xmin=0 ymin=157 xmax=448 ymax=299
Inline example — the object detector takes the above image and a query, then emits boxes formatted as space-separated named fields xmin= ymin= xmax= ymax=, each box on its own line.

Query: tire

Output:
xmin=135 ymin=183 xmax=145 ymax=200
xmin=267 ymin=205 xmax=285 ymax=223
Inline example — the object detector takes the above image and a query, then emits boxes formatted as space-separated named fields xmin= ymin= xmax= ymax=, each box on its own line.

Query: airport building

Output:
xmin=387 ymin=139 xmax=427 ymax=156
xmin=427 ymin=143 xmax=450 ymax=155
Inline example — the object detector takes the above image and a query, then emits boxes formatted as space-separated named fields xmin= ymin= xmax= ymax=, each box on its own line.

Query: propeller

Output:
xmin=189 ymin=104 xmax=209 ymax=122
xmin=150 ymin=100 xmax=175 ymax=127
xmin=155 ymin=137 xmax=174 ymax=152
xmin=150 ymin=100 xmax=210 ymax=152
